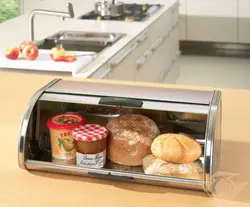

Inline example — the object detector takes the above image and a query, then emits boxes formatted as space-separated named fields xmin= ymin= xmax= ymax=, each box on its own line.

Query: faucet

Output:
xmin=28 ymin=3 xmax=74 ymax=42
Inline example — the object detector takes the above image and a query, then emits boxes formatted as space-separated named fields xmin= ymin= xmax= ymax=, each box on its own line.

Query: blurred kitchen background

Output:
xmin=1 ymin=0 xmax=250 ymax=89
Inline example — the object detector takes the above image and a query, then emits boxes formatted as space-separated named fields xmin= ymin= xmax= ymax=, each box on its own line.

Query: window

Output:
xmin=0 ymin=0 xmax=19 ymax=23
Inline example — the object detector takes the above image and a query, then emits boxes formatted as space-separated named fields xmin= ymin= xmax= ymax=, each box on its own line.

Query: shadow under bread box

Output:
xmin=18 ymin=79 xmax=222 ymax=195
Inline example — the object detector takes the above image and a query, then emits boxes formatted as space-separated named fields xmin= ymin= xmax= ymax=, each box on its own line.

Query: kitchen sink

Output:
xmin=35 ymin=31 xmax=125 ymax=53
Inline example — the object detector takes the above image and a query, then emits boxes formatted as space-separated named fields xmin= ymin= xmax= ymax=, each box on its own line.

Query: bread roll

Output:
xmin=106 ymin=114 xmax=160 ymax=166
xmin=151 ymin=133 xmax=202 ymax=164
xmin=143 ymin=154 xmax=203 ymax=180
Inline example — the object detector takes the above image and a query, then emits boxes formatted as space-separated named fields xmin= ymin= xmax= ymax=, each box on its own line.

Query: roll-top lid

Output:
xmin=73 ymin=124 xmax=108 ymax=142
xmin=45 ymin=80 xmax=215 ymax=105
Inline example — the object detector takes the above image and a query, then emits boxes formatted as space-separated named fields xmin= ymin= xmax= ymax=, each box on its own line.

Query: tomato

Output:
xmin=64 ymin=55 xmax=76 ymax=62
xmin=50 ymin=54 xmax=76 ymax=62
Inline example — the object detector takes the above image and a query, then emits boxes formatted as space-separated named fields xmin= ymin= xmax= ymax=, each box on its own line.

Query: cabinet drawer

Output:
xmin=108 ymin=53 xmax=136 ymax=81
xmin=89 ymin=64 xmax=111 ymax=79
xmin=238 ymin=18 xmax=250 ymax=43
xmin=136 ymin=29 xmax=176 ymax=82
xmin=169 ymin=23 xmax=179 ymax=60
xmin=109 ymin=40 xmax=137 ymax=68
xmin=163 ymin=59 xmax=180 ymax=84
xmin=147 ymin=5 xmax=172 ymax=43
xmin=134 ymin=29 xmax=152 ymax=59
xmin=171 ymin=2 xmax=179 ymax=27
xmin=179 ymin=15 xmax=186 ymax=40
xmin=108 ymin=41 xmax=137 ymax=81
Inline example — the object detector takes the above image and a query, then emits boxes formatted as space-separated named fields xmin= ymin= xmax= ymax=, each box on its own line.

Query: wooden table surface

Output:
xmin=0 ymin=71 xmax=250 ymax=207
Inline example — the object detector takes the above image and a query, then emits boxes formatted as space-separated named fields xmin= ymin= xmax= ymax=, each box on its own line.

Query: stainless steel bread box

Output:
xmin=18 ymin=79 xmax=221 ymax=195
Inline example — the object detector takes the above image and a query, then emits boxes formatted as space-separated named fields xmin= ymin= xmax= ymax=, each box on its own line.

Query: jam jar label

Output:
xmin=51 ymin=130 xmax=76 ymax=160
xmin=76 ymin=149 xmax=106 ymax=168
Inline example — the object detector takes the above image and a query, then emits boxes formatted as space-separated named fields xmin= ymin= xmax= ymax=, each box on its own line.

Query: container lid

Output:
xmin=72 ymin=124 xmax=108 ymax=142
xmin=47 ymin=113 xmax=85 ymax=130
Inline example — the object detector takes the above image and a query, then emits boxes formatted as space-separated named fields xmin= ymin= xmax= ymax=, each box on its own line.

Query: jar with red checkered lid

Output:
xmin=72 ymin=124 xmax=108 ymax=168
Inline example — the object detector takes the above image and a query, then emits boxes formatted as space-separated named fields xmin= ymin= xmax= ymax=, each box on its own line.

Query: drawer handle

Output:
xmin=154 ymin=62 xmax=174 ymax=83
xmin=137 ymin=30 xmax=148 ymax=43
xmin=172 ymin=21 xmax=179 ymax=29
xmin=171 ymin=4 xmax=178 ymax=13
xmin=109 ymin=43 xmax=138 ymax=67
xmin=99 ymin=68 xmax=111 ymax=79
xmin=162 ymin=60 xmax=175 ymax=79
xmin=152 ymin=36 xmax=164 ymax=51
xmin=136 ymin=49 xmax=152 ymax=70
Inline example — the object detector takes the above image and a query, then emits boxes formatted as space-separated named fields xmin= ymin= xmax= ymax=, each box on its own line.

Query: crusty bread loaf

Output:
xmin=151 ymin=133 xmax=202 ymax=164
xmin=143 ymin=154 xmax=203 ymax=180
xmin=106 ymin=114 xmax=160 ymax=166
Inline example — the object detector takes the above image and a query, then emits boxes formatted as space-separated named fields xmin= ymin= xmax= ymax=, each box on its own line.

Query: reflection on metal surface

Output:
xmin=29 ymin=3 xmax=74 ymax=41
xmin=180 ymin=41 xmax=250 ymax=58
xmin=204 ymin=91 xmax=221 ymax=194
xmin=35 ymin=31 xmax=125 ymax=54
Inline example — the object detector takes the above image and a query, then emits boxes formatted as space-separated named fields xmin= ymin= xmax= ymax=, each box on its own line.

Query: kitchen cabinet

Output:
xmin=238 ymin=0 xmax=250 ymax=43
xmin=163 ymin=54 xmax=180 ymax=84
xmin=186 ymin=0 xmax=238 ymax=42
xmin=107 ymin=44 xmax=137 ymax=81
xmin=179 ymin=0 xmax=186 ymax=40
xmin=89 ymin=65 xmax=111 ymax=80
xmin=179 ymin=16 xmax=186 ymax=40
xmin=136 ymin=25 xmax=178 ymax=83
xmin=78 ymin=2 xmax=179 ymax=82
xmin=105 ymin=6 xmax=180 ymax=83
xmin=106 ymin=29 xmax=151 ymax=81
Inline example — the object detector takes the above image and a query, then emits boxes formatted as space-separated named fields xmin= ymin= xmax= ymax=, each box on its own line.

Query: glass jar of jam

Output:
xmin=47 ymin=113 xmax=85 ymax=165
xmin=72 ymin=124 xmax=108 ymax=168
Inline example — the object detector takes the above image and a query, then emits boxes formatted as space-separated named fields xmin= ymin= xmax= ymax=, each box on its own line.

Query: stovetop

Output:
xmin=79 ymin=4 xmax=162 ymax=22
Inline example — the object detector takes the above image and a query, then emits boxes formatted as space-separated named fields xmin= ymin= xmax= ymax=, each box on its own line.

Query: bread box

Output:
xmin=18 ymin=79 xmax=221 ymax=195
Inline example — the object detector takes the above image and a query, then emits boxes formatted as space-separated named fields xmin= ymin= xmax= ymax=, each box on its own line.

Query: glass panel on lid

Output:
xmin=28 ymin=100 xmax=207 ymax=181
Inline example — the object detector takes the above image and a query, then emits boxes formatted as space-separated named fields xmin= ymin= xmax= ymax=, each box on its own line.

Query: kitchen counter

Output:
xmin=0 ymin=0 xmax=177 ymax=77
xmin=1 ymin=70 xmax=250 ymax=207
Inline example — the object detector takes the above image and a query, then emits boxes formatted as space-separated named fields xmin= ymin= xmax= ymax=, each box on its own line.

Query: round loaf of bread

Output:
xmin=151 ymin=133 xmax=202 ymax=164
xmin=143 ymin=154 xmax=203 ymax=180
xmin=106 ymin=114 xmax=160 ymax=166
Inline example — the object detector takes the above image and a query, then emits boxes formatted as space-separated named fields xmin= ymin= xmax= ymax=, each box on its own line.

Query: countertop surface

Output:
xmin=0 ymin=71 xmax=250 ymax=207
xmin=0 ymin=0 xmax=177 ymax=77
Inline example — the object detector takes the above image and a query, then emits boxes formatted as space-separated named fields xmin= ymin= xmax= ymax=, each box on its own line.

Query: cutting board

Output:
xmin=0 ymin=49 xmax=96 ymax=75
